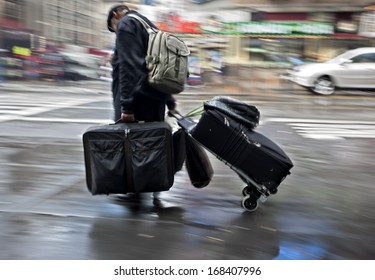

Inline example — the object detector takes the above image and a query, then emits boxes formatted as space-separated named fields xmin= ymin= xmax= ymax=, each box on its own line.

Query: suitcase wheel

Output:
xmin=270 ymin=188 xmax=278 ymax=195
xmin=242 ymin=186 xmax=252 ymax=196
xmin=241 ymin=185 xmax=261 ymax=212
xmin=242 ymin=185 xmax=262 ymax=197
xmin=241 ymin=195 xmax=258 ymax=212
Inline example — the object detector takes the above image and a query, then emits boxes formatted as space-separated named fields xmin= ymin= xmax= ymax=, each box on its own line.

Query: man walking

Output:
xmin=107 ymin=4 xmax=176 ymax=122
xmin=107 ymin=4 xmax=177 ymax=205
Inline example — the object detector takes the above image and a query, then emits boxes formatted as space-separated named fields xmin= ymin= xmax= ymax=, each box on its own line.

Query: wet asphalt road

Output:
xmin=0 ymin=81 xmax=374 ymax=260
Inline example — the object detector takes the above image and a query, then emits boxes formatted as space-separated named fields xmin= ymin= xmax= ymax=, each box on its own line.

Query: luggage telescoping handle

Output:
xmin=168 ymin=110 xmax=197 ymax=133
xmin=167 ymin=110 xmax=183 ymax=120
xmin=168 ymin=105 xmax=204 ymax=120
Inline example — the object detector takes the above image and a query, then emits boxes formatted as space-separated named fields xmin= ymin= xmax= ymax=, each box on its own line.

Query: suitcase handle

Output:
xmin=114 ymin=119 xmax=141 ymax=124
xmin=167 ymin=110 xmax=183 ymax=120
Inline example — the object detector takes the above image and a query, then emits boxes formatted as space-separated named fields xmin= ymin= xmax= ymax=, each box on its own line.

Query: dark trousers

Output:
xmin=113 ymin=92 xmax=166 ymax=122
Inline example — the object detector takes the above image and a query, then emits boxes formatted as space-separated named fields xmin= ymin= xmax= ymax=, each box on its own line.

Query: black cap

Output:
xmin=107 ymin=4 xmax=129 ymax=32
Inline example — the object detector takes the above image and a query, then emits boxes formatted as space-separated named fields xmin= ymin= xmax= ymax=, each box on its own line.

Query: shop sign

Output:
xmin=158 ymin=21 xmax=201 ymax=33
xmin=336 ymin=20 xmax=358 ymax=33
xmin=12 ymin=46 xmax=31 ymax=57
xmin=157 ymin=14 xmax=202 ymax=34
xmin=202 ymin=21 xmax=334 ymax=35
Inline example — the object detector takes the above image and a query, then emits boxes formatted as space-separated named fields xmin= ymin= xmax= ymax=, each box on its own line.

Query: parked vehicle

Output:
xmin=286 ymin=47 xmax=375 ymax=95
xmin=60 ymin=53 xmax=99 ymax=81
xmin=38 ymin=52 xmax=64 ymax=81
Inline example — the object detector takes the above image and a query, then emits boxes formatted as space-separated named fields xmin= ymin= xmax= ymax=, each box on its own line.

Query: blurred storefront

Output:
xmin=181 ymin=0 xmax=375 ymax=68
xmin=1 ymin=0 xmax=374 ymax=81
xmin=0 ymin=29 xmax=44 ymax=80
xmin=199 ymin=11 xmax=373 ymax=67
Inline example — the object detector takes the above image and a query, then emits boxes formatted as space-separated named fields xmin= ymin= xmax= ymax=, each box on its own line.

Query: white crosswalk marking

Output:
xmin=267 ymin=118 xmax=375 ymax=140
xmin=0 ymin=92 xmax=112 ymax=124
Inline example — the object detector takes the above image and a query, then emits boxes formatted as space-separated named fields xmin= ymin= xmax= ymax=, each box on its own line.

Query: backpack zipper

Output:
xmin=174 ymin=48 xmax=180 ymax=78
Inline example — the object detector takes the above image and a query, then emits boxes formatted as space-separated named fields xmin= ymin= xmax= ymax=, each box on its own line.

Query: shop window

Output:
xmin=4 ymin=0 xmax=25 ymax=20
xmin=247 ymin=38 xmax=305 ymax=66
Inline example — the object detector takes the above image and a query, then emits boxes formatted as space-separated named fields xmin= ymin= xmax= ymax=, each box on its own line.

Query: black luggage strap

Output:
xmin=124 ymin=129 xmax=135 ymax=193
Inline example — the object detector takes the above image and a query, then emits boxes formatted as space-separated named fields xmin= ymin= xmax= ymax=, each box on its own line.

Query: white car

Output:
xmin=287 ymin=47 xmax=375 ymax=95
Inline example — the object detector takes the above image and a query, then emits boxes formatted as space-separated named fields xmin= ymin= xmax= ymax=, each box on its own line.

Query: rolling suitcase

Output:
xmin=83 ymin=121 xmax=174 ymax=195
xmin=192 ymin=109 xmax=293 ymax=190
xmin=191 ymin=109 xmax=293 ymax=210
xmin=169 ymin=96 xmax=293 ymax=211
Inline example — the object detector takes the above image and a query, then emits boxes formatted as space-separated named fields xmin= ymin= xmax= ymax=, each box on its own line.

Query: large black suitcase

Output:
xmin=83 ymin=122 xmax=174 ymax=195
xmin=191 ymin=109 xmax=293 ymax=192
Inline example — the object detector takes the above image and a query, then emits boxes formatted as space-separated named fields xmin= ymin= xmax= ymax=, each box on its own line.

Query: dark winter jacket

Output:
xmin=112 ymin=10 xmax=175 ymax=120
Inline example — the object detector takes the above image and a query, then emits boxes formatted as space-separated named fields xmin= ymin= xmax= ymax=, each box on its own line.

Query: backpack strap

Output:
xmin=127 ymin=13 xmax=157 ymax=34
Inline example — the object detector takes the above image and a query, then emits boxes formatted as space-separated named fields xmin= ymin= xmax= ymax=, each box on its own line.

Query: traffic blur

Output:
xmin=0 ymin=46 xmax=105 ymax=82
xmin=284 ymin=47 xmax=375 ymax=95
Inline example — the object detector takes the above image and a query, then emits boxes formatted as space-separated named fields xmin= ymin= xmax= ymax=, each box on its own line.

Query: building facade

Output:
xmin=1 ymin=0 xmax=374 ymax=65
xmin=0 ymin=0 xmax=102 ymax=49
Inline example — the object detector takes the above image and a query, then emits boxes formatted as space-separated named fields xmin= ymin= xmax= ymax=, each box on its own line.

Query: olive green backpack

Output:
xmin=128 ymin=14 xmax=190 ymax=94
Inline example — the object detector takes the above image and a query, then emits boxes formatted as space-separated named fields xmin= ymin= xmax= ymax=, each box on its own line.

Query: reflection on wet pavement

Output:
xmin=0 ymin=109 xmax=374 ymax=260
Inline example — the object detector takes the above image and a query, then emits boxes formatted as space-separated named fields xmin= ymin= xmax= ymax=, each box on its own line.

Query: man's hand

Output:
xmin=121 ymin=113 xmax=135 ymax=122
xmin=167 ymin=109 xmax=178 ymax=117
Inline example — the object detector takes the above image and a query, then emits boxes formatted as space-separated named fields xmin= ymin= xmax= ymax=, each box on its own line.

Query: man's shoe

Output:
xmin=113 ymin=193 xmax=142 ymax=202
xmin=153 ymin=197 xmax=164 ymax=208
